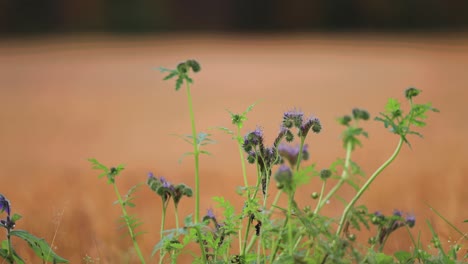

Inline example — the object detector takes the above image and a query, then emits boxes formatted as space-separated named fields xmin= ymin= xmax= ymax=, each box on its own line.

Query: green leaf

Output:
xmin=10 ymin=230 xmax=69 ymax=263
xmin=157 ymin=67 xmax=175 ymax=73
xmin=184 ymin=215 xmax=193 ymax=226
xmin=175 ymin=77 xmax=183 ymax=91
xmin=11 ymin=213 xmax=22 ymax=222
xmin=211 ymin=126 xmax=235 ymax=136
xmin=200 ymin=150 xmax=212 ymax=156
xmin=0 ymin=248 xmax=9 ymax=261
xmin=163 ymin=72 xmax=178 ymax=80
xmin=385 ymin=98 xmax=401 ymax=113
xmin=374 ymin=252 xmax=394 ymax=264
xmin=178 ymin=152 xmax=194 ymax=163
xmin=394 ymin=251 xmax=412 ymax=262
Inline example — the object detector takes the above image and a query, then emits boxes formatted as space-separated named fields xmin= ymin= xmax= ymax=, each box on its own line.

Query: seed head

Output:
xmin=320 ymin=169 xmax=332 ymax=180
xmin=352 ymin=108 xmax=370 ymax=121
xmin=283 ymin=109 xmax=304 ymax=129
xmin=405 ymin=215 xmax=416 ymax=228
xmin=405 ymin=87 xmax=420 ymax=100
xmin=187 ymin=59 xmax=201 ymax=73
xmin=274 ymin=165 xmax=293 ymax=186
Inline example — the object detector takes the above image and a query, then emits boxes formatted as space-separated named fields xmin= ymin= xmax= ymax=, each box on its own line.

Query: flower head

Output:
xmin=283 ymin=109 xmax=304 ymax=129
xmin=405 ymin=215 xmax=416 ymax=228
xmin=393 ymin=209 xmax=403 ymax=217
xmin=278 ymin=143 xmax=309 ymax=167
xmin=203 ymin=208 xmax=218 ymax=225
xmin=0 ymin=194 xmax=11 ymax=216
xmin=299 ymin=116 xmax=321 ymax=138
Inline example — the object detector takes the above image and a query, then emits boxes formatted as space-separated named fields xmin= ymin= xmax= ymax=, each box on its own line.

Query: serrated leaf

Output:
xmin=211 ymin=126 xmax=235 ymax=135
xmin=10 ymin=230 xmax=68 ymax=263
xmin=385 ymin=98 xmax=401 ymax=113
xmin=175 ymin=77 xmax=183 ymax=91
xmin=11 ymin=213 xmax=22 ymax=222
xmin=394 ymin=250 xmax=412 ymax=262
xmin=184 ymin=215 xmax=193 ymax=226
xmin=157 ymin=67 xmax=175 ymax=73
xmin=178 ymin=152 xmax=194 ymax=163
xmin=200 ymin=150 xmax=212 ymax=156
xmin=163 ymin=72 xmax=178 ymax=80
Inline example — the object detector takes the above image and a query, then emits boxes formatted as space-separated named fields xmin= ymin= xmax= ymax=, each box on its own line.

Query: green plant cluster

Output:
xmin=3 ymin=59 xmax=464 ymax=264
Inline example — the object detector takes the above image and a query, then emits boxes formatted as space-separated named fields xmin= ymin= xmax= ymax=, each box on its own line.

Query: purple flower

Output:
xmin=278 ymin=143 xmax=309 ymax=167
xmin=203 ymin=208 xmax=218 ymax=225
xmin=299 ymin=116 xmax=321 ymax=137
xmin=0 ymin=194 xmax=10 ymax=216
xmin=283 ymin=109 xmax=304 ymax=128
xmin=405 ymin=215 xmax=416 ymax=228
xmin=159 ymin=177 xmax=173 ymax=189
xmin=393 ymin=209 xmax=403 ymax=217
xmin=243 ymin=127 xmax=264 ymax=151
xmin=147 ymin=172 xmax=155 ymax=179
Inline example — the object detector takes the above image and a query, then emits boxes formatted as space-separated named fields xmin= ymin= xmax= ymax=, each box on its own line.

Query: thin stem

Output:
xmin=174 ymin=206 xmax=179 ymax=235
xmin=313 ymin=180 xmax=327 ymax=215
xmin=315 ymin=140 xmax=353 ymax=213
xmin=113 ymin=183 xmax=146 ymax=264
xmin=7 ymin=228 xmax=13 ymax=264
xmin=194 ymin=227 xmax=209 ymax=263
xmin=242 ymin=218 xmax=253 ymax=256
xmin=237 ymin=126 xmax=250 ymax=196
xmin=159 ymin=205 xmax=167 ymax=264
xmin=270 ymin=217 xmax=288 ymax=263
xmin=287 ymin=193 xmax=294 ymax=255
xmin=336 ymin=137 xmax=404 ymax=236
xmin=295 ymin=137 xmax=306 ymax=172
xmin=185 ymin=82 xmax=200 ymax=223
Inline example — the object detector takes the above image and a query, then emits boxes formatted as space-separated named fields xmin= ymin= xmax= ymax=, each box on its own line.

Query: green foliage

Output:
xmin=85 ymin=61 xmax=452 ymax=264
xmin=10 ymin=230 xmax=68 ymax=263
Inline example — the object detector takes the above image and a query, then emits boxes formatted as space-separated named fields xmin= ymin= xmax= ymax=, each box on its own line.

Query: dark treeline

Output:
xmin=1 ymin=0 xmax=468 ymax=34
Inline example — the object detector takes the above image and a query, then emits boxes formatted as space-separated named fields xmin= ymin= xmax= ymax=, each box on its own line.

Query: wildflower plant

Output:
xmin=0 ymin=194 xmax=68 ymax=263
xmin=86 ymin=60 xmax=466 ymax=263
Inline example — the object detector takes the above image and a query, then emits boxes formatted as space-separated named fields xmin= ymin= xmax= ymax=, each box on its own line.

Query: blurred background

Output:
xmin=0 ymin=1 xmax=467 ymax=263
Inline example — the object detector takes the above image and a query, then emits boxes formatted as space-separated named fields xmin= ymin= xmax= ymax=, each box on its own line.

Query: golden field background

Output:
xmin=0 ymin=34 xmax=467 ymax=262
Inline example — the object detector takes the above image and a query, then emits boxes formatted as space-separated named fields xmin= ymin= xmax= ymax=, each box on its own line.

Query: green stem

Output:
xmin=336 ymin=137 xmax=404 ymax=236
xmin=313 ymin=180 xmax=327 ymax=215
xmin=113 ymin=183 xmax=146 ymax=264
xmin=174 ymin=206 xmax=179 ymax=234
xmin=159 ymin=206 xmax=167 ymax=264
xmin=242 ymin=217 xmax=253 ymax=256
xmin=295 ymin=137 xmax=306 ymax=172
xmin=315 ymin=140 xmax=353 ymax=213
xmin=6 ymin=228 xmax=13 ymax=264
xmin=185 ymin=82 xmax=201 ymax=223
xmin=194 ymin=227 xmax=209 ymax=263
xmin=270 ymin=217 xmax=288 ymax=263
xmin=287 ymin=193 xmax=294 ymax=255
xmin=237 ymin=126 xmax=250 ymax=196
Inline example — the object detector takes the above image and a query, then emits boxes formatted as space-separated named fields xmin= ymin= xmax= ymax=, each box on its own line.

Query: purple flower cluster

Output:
xmin=147 ymin=172 xmax=193 ymax=207
xmin=0 ymin=194 xmax=15 ymax=230
xmin=278 ymin=143 xmax=309 ymax=167
xmin=371 ymin=210 xmax=416 ymax=247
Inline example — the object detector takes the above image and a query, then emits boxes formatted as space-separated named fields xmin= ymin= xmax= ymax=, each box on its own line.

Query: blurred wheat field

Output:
xmin=0 ymin=34 xmax=467 ymax=263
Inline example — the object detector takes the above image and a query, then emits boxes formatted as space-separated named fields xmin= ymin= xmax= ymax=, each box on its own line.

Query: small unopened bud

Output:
xmin=405 ymin=87 xmax=420 ymax=100
xmin=311 ymin=192 xmax=319 ymax=199
xmin=320 ymin=169 xmax=332 ymax=180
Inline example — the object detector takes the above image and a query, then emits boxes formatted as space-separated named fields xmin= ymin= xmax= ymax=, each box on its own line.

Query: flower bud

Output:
xmin=311 ymin=192 xmax=319 ymax=199
xmin=405 ymin=87 xmax=420 ymax=100
xmin=320 ymin=169 xmax=332 ymax=180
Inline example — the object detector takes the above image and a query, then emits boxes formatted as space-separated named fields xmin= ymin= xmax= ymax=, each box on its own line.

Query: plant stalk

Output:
xmin=113 ymin=183 xmax=146 ymax=264
xmin=336 ymin=137 xmax=404 ymax=236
